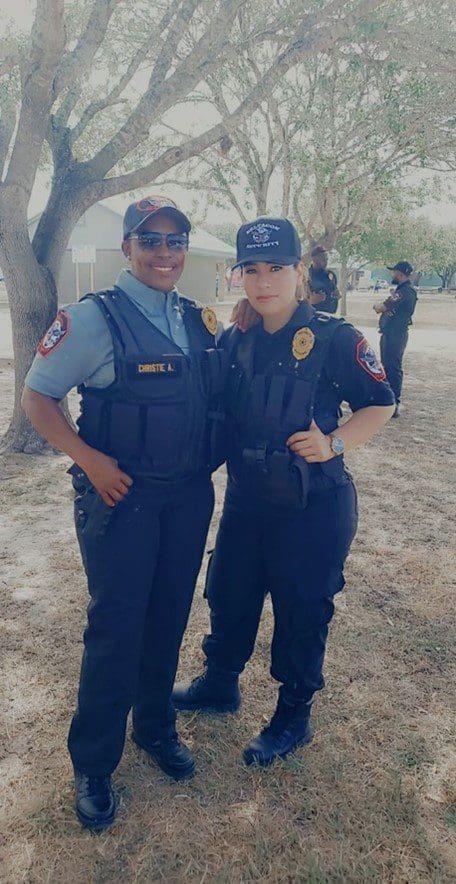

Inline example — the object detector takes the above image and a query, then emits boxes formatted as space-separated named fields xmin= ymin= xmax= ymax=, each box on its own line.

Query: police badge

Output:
xmin=202 ymin=307 xmax=218 ymax=336
xmin=292 ymin=327 xmax=315 ymax=360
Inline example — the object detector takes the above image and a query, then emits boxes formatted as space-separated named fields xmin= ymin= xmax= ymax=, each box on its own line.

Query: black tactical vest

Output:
xmin=77 ymin=287 xmax=226 ymax=481
xmin=225 ymin=306 xmax=346 ymax=508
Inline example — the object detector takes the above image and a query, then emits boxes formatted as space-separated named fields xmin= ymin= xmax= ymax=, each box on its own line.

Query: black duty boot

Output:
xmin=172 ymin=665 xmax=241 ymax=713
xmin=74 ymin=772 xmax=117 ymax=831
xmin=243 ymin=692 xmax=313 ymax=767
xmin=132 ymin=731 xmax=195 ymax=780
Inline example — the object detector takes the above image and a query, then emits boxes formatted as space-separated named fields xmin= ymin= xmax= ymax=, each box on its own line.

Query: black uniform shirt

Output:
xmin=222 ymin=302 xmax=394 ymax=497
xmin=379 ymin=280 xmax=417 ymax=334
xmin=251 ymin=302 xmax=395 ymax=418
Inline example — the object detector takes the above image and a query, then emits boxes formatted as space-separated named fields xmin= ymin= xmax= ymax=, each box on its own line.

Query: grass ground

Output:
xmin=0 ymin=292 xmax=455 ymax=882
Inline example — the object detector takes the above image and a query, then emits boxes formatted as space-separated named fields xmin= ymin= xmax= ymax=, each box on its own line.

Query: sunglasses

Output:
xmin=129 ymin=232 xmax=189 ymax=251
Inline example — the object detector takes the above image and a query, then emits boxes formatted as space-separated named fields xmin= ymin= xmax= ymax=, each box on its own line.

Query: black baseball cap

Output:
xmin=123 ymin=196 xmax=191 ymax=239
xmin=387 ymin=261 xmax=413 ymax=275
xmin=233 ymin=217 xmax=302 ymax=269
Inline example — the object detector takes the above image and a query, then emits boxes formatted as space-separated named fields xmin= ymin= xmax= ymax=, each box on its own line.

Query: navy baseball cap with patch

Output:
xmin=387 ymin=261 xmax=413 ymax=275
xmin=233 ymin=217 xmax=302 ymax=269
xmin=123 ymin=196 xmax=191 ymax=239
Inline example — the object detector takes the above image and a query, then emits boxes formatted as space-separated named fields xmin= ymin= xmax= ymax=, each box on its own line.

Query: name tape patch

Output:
xmin=136 ymin=361 xmax=178 ymax=375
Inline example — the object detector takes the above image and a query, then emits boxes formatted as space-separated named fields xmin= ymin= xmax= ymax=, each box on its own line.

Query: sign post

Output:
xmin=72 ymin=245 xmax=97 ymax=298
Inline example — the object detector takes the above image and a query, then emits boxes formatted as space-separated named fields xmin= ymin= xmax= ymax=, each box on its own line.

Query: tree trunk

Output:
xmin=1 ymin=254 xmax=58 ymax=452
xmin=0 ymin=182 xmax=88 ymax=452
xmin=339 ymin=261 xmax=348 ymax=317
xmin=0 ymin=209 xmax=62 ymax=451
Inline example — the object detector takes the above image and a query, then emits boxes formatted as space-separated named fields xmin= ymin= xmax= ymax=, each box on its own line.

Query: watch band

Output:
xmin=329 ymin=433 xmax=345 ymax=456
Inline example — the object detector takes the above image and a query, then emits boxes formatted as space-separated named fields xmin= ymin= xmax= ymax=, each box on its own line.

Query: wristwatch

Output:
xmin=329 ymin=433 xmax=345 ymax=456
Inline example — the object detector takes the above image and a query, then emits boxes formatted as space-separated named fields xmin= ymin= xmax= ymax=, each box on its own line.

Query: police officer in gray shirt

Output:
xmin=23 ymin=197 xmax=226 ymax=831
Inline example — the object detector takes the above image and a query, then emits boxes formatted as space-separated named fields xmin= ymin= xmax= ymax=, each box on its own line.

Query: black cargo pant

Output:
xmin=202 ymin=480 xmax=358 ymax=702
xmin=68 ymin=472 xmax=214 ymax=777
xmin=380 ymin=330 xmax=409 ymax=404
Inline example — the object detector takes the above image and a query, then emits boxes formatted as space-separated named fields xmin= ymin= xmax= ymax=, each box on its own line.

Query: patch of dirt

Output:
xmin=0 ymin=297 xmax=455 ymax=882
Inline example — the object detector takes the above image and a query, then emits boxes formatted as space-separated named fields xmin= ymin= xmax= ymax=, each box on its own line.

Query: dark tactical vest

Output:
xmin=225 ymin=306 xmax=347 ymax=509
xmin=77 ymin=287 xmax=227 ymax=481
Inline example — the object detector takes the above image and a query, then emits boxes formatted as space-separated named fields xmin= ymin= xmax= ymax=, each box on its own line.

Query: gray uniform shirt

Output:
xmin=25 ymin=269 xmax=194 ymax=399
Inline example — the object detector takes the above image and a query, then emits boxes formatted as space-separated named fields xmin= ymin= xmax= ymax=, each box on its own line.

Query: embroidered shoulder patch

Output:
xmin=355 ymin=337 xmax=386 ymax=381
xmin=37 ymin=310 xmax=71 ymax=357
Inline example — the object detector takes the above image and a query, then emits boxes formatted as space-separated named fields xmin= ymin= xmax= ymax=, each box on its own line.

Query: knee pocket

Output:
xmin=286 ymin=581 xmax=343 ymax=635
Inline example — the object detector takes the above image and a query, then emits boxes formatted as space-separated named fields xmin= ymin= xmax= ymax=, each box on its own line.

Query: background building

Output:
xmin=27 ymin=202 xmax=235 ymax=304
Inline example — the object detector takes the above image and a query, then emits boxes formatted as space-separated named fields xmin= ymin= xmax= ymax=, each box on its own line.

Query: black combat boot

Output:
xmin=74 ymin=772 xmax=117 ymax=831
xmin=172 ymin=664 xmax=241 ymax=713
xmin=243 ymin=691 xmax=313 ymax=767
xmin=132 ymin=731 xmax=195 ymax=780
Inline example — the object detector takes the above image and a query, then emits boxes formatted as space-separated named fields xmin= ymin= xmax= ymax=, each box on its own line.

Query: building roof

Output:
xmin=185 ymin=227 xmax=235 ymax=258
xmin=28 ymin=201 xmax=235 ymax=259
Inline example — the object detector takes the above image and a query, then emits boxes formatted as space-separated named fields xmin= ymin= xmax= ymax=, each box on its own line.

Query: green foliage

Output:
xmin=210 ymin=222 xmax=238 ymax=246
xmin=180 ymin=0 xmax=455 ymax=253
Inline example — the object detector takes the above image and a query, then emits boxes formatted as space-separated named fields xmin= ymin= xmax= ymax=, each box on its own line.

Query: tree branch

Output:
xmin=67 ymin=0 xmax=189 ymax=142
xmin=0 ymin=92 xmax=17 ymax=177
xmin=86 ymin=0 xmax=243 ymax=179
xmin=0 ymin=40 xmax=21 ymax=78
xmin=91 ymin=0 xmax=384 ymax=200
xmin=4 ymin=0 xmax=65 ymax=207
xmin=53 ymin=0 xmax=122 ymax=100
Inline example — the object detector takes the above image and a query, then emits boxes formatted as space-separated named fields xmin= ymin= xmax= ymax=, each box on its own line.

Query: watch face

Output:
xmin=331 ymin=436 xmax=345 ymax=455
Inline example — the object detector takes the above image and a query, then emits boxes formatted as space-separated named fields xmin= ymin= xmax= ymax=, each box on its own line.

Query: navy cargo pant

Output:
xmin=380 ymin=330 xmax=408 ymax=404
xmin=202 ymin=480 xmax=358 ymax=702
xmin=68 ymin=471 xmax=214 ymax=777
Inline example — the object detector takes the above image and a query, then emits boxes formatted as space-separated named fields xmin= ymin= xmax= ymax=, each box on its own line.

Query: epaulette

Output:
xmin=314 ymin=312 xmax=345 ymax=324
xmin=79 ymin=288 xmax=117 ymax=304
xmin=178 ymin=293 xmax=200 ymax=310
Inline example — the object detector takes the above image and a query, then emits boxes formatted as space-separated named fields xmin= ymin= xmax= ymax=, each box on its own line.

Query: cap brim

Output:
xmin=232 ymin=254 xmax=299 ymax=271
xmin=130 ymin=206 xmax=191 ymax=234
xmin=386 ymin=266 xmax=397 ymax=271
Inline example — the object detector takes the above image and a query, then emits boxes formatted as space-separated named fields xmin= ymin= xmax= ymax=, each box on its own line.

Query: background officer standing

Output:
xmin=308 ymin=245 xmax=341 ymax=314
xmin=374 ymin=260 xmax=417 ymax=416
xmin=22 ymin=197 xmax=225 ymax=830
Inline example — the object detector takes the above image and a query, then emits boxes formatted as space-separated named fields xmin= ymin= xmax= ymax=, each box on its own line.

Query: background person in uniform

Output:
xmin=173 ymin=217 xmax=395 ymax=767
xmin=307 ymin=245 xmax=341 ymax=313
xmin=22 ymin=197 xmax=226 ymax=831
xmin=373 ymin=260 xmax=417 ymax=417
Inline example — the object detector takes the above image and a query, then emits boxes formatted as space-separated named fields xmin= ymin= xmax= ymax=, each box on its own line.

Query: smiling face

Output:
xmin=242 ymin=261 xmax=303 ymax=332
xmin=121 ymin=212 xmax=186 ymax=291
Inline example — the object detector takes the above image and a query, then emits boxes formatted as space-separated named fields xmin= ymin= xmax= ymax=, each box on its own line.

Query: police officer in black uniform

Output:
xmin=374 ymin=260 xmax=417 ymax=416
xmin=173 ymin=218 xmax=395 ymax=766
xmin=22 ymin=197 xmax=226 ymax=830
xmin=308 ymin=245 xmax=341 ymax=314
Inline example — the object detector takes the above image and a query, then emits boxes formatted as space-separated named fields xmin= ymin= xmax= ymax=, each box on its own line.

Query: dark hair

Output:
xmin=241 ymin=260 xmax=301 ymax=273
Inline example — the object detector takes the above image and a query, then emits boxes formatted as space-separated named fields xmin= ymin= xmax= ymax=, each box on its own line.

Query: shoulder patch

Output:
xmin=37 ymin=310 xmax=71 ymax=357
xmin=356 ymin=337 xmax=386 ymax=381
